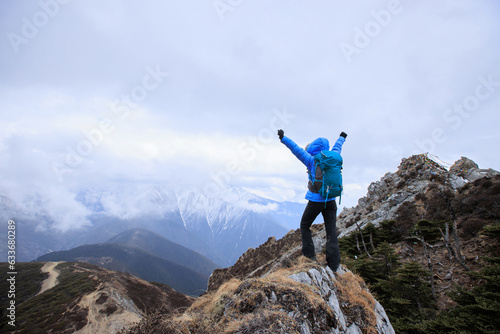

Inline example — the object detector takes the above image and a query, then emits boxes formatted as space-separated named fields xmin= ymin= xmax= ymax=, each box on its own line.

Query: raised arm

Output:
xmin=331 ymin=131 xmax=347 ymax=154
xmin=278 ymin=130 xmax=314 ymax=169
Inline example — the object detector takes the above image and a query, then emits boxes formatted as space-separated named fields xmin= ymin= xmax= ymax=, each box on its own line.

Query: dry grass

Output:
xmin=177 ymin=264 xmax=337 ymax=333
xmin=334 ymin=271 xmax=378 ymax=334
xmin=265 ymin=255 xmax=323 ymax=279
xmin=222 ymin=308 xmax=298 ymax=334
xmin=144 ymin=278 xmax=243 ymax=334
xmin=262 ymin=273 xmax=321 ymax=306
xmin=190 ymin=278 xmax=241 ymax=316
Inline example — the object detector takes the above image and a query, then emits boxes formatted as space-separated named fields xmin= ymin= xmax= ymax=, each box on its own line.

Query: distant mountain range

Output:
xmin=106 ymin=228 xmax=219 ymax=278
xmin=0 ymin=185 xmax=304 ymax=267
xmin=36 ymin=228 xmax=220 ymax=296
xmin=36 ymin=243 xmax=206 ymax=296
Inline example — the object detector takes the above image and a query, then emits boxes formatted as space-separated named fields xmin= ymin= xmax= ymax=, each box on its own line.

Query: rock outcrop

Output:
xmin=332 ymin=154 xmax=500 ymax=331
xmin=336 ymin=154 xmax=498 ymax=237
xmin=288 ymin=266 xmax=394 ymax=334
xmin=449 ymin=156 xmax=500 ymax=181
xmin=131 ymin=258 xmax=395 ymax=333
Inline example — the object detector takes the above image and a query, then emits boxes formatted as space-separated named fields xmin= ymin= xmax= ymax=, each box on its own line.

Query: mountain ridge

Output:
xmin=158 ymin=153 xmax=498 ymax=333
xmin=36 ymin=242 xmax=208 ymax=296
xmin=105 ymin=227 xmax=219 ymax=278
xmin=0 ymin=262 xmax=194 ymax=334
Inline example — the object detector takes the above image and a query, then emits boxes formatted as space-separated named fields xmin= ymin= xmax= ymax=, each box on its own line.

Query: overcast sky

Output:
xmin=1 ymin=0 xmax=499 ymax=230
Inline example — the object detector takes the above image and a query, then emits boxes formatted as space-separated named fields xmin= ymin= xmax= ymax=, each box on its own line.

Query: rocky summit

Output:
xmin=337 ymin=154 xmax=499 ymax=235
xmin=131 ymin=257 xmax=395 ymax=334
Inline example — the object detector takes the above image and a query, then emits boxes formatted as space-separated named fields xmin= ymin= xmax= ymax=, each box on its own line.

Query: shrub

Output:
xmin=458 ymin=217 xmax=489 ymax=238
xmin=412 ymin=220 xmax=445 ymax=243
xmin=395 ymin=201 xmax=419 ymax=238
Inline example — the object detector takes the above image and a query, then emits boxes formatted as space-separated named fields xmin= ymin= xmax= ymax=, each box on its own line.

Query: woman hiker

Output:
xmin=277 ymin=129 xmax=347 ymax=272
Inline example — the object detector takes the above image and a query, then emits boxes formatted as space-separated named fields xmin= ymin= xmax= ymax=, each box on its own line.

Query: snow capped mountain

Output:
xmin=0 ymin=183 xmax=303 ymax=266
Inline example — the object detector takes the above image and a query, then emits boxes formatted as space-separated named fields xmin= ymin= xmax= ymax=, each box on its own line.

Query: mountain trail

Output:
xmin=37 ymin=261 xmax=61 ymax=295
xmin=74 ymin=288 xmax=142 ymax=334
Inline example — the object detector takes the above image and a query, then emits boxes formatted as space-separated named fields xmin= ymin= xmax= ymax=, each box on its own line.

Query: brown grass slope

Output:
xmin=0 ymin=262 xmax=193 ymax=334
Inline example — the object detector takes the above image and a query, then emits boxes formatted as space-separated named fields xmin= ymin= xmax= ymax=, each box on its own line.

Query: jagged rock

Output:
xmin=450 ymin=157 xmax=479 ymax=177
xmin=448 ymin=174 xmax=467 ymax=189
xmin=337 ymin=154 xmax=499 ymax=235
xmin=290 ymin=266 xmax=395 ymax=334
xmin=450 ymin=156 xmax=500 ymax=182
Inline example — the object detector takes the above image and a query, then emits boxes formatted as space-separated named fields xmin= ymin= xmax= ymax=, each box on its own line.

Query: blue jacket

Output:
xmin=281 ymin=135 xmax=345 ymax=202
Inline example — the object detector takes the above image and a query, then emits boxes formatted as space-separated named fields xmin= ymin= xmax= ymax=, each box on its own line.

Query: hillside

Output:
xmin=36 ymin=243 xmax=208 ymax=296
xmin=0 ymin=262 xmax=193 ymax=334
xmin=333 ymin=154 xmax=500 ymax=332
xmin=105 ymin=228 xmax=219 ymax=278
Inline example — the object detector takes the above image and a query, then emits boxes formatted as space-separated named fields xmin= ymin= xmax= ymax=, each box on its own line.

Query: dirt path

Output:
xmin=75 ymin=289 xmax=142 ymax=334
xmin=37 ymin=262 xmax=61 ymax=295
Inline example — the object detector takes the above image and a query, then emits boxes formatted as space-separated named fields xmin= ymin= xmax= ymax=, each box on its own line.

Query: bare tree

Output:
xmin=356 ymin=222 xmax=372 ymax=258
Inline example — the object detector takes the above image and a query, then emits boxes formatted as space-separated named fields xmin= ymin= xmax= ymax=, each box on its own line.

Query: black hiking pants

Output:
xmin=300 ymin=200 xmax=340 ymax=271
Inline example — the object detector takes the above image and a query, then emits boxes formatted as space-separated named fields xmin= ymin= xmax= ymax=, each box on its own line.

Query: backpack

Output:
xmin=308 ymin=150 xmax=343 ymax=204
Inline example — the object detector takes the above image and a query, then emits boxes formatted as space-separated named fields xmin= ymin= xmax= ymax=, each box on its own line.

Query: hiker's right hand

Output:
xmin=277 ymin=129 xmax=284 ymax=140
xmin=340 ymin=131 xmax=347 ymax=138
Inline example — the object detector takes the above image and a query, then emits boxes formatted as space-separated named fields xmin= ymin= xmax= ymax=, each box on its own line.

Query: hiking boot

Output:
xmin=327 ymin=263 xmax=339 ymax=272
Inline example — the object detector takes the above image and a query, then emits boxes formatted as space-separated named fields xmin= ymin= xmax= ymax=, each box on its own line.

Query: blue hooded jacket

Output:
xmin=281 ymin=135 xmax=345 ymax=202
